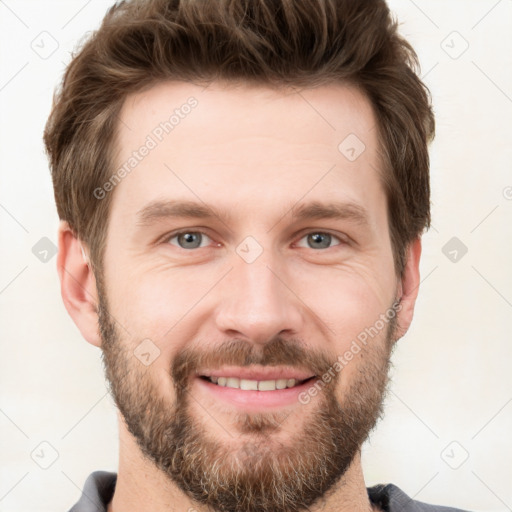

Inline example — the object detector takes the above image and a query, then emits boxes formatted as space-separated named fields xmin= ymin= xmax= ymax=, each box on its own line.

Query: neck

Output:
xmin=108 ymin=412 xmax=379 ymax=512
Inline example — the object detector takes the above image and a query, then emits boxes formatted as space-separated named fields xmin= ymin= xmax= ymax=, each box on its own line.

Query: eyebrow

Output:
xmin=290 ymin=200 xmax=369 ymax=226
xmin=136 ymin=199 xmax=370 ymax=228
xmin=136 ymin=200 xmax=234 ymax=226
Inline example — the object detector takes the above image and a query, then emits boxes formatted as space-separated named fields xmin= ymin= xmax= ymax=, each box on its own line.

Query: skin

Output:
xmin=58 ymin=81 xmax=422 ymax=512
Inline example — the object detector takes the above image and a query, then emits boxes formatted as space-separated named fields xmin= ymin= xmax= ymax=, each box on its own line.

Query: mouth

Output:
xmin=199 ymin=375 xmax=315 ymax=391
xmin=193 ymin=367 xmax=318 ymax=411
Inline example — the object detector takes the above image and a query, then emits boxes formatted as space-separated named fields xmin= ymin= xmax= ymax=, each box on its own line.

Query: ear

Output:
xmin=57 ymin=221 xmax=101 ymax=347
xmin=394 ymin=237 xmax=422 ymax=340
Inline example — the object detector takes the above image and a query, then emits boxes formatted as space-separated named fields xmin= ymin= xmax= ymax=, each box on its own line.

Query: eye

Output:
xmin=167 ymin=230 xmax=214 ymax=250
xmin=295 ymin=231 xmax=346 ymax=250
xmin=164 ymin=229 xmax=347 ymax=251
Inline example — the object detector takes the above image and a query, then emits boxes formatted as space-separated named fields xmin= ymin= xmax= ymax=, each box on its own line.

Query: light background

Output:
xmin=0 ymin=1 xmax=511 ymax=511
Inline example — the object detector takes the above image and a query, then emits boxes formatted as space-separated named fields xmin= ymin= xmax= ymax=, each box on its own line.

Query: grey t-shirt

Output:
xmin=68 ymin=471 xmax=471 ymax=512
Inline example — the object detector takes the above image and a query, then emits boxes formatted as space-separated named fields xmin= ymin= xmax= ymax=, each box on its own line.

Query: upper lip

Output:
xmin=197 ymin=366 xmax=316 ymax=382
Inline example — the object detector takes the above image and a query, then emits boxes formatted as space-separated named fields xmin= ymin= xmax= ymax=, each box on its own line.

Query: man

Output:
xmin=44 ymin=0 xmax=469 ymax=511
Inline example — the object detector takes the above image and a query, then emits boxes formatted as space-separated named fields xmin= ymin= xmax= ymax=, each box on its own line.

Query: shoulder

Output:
xmin=67 ymin=471 xmax=117 ymax=512
xmin=368 ymin=483 xmax=472 ymax=512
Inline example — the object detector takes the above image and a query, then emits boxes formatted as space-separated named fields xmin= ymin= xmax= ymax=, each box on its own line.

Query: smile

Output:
xmin=200 ymin=376 xmax=314 ymax=391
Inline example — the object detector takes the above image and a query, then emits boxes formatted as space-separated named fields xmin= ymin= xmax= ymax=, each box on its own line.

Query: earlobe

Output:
xmin=57 ymin=221 xmax=102 ymax=347
xmin=394 ymin=237 xmax=422 ymax=341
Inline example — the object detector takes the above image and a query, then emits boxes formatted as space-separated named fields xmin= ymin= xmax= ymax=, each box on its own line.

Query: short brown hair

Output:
xmin=44 ymin=0 xmax=434 ymax=277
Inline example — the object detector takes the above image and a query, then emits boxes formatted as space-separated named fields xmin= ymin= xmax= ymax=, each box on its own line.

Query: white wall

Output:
xmin=0 ymin=1 xmax=510 ymax=511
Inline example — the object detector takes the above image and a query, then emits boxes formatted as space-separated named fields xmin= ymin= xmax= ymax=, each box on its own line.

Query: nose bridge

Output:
xmin=215 ymin=238 xmax=302 ymax=343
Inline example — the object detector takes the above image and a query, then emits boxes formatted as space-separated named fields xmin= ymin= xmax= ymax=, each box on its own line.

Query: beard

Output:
xmin=97 ymin=282 xmax=397 ymax=512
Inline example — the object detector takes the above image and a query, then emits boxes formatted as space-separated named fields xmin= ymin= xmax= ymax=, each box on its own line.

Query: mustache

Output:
xmin=171 ymin=337 xmax=337 ymax=390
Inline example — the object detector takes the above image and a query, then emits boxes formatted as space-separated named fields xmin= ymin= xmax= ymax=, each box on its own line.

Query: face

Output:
xmin=96 ymin=81 xmax=403 ymax=512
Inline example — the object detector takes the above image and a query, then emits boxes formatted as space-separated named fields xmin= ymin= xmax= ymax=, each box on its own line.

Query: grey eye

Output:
xmin=296 ymin=232 xmax=342 ymax=250
xmin=168 ymin=231 xmax=212 ymax=249
xmin=308 ymin=233 xmax=332 ymax=249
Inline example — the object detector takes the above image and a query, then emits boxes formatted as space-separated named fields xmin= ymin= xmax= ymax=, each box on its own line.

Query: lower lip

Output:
xmin=194 ymin=377 xmax=317 ymax=411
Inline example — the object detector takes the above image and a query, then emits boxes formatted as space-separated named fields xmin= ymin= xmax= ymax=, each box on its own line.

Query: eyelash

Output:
xmin=164 ymin=229 xmax=348 ymax=251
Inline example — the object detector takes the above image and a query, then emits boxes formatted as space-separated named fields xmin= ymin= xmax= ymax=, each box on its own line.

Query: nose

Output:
xmin=214 ymin=246 xmax=304 ymax=345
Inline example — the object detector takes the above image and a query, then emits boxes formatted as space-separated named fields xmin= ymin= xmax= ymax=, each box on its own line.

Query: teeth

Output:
xmin=207 ymin=376 xmax=300 ymax=390
xmin=258 ymin=380 xmax=276 ymax=391
xmin=226 ymin=377 xmax=240 ymax=388
xmin=240 ymin=379 xmax=258 ymax=390
xmin=276 ymin=379 xmax=288 ymax=390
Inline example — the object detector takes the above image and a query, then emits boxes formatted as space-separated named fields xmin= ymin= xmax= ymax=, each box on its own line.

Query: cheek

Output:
xmin=291 ymin=263 xmax=395 ymax=390
xmin=105 ymin=266 xmax=202 ymax=349
xmin=106 ymin=249 xmax=396 ymax=359
xmin=293 ymin=259 xmax=395 ymax=334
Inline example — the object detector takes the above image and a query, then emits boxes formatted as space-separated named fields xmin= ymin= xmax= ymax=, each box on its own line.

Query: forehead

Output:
xmin=111 ymin=80 xmax=384 ymax=229
xmin=118 ymin=80 xmax=378 ymax=152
